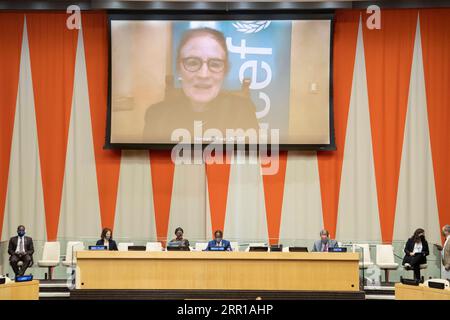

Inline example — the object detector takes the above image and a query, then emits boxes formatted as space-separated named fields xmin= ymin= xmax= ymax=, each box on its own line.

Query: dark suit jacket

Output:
xmin=402 ymin=238 xmax=429 ymax=264
xmin=205 ymin=239 xmax=232 ymax=251
xmin=312 ymin=239 xmax=338 ymax=252
xmin=96 ymin=239 xmax=118 ymax=251
xmin=8 ymin=236 xmax=34 ymax=264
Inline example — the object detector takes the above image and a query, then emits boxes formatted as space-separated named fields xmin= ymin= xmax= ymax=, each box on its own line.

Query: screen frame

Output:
xmin=105 ymin=11 xmax=336 ymax=151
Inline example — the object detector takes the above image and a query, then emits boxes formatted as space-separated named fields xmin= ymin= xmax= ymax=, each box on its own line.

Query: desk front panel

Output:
xmin=76 ymin=252 xmax=359 ymax=291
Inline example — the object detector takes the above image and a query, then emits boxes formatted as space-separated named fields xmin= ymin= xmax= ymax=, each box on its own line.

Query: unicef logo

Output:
xmin=232 ymin=21 xmax=271 ymax=34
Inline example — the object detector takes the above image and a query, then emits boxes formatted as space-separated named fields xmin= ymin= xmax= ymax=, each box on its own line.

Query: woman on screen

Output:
xmin=143 ymin=27 xmax=259 ymax=144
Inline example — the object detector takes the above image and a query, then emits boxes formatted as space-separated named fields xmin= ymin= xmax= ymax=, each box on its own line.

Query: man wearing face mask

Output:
xmin=402 ymin=228 xmax=429 ymax=281
xmin=8 ymin=225 xmax=34 ymax=277
xmin=312 ymin=229 xmax=338 ymax=252
xmin=205 ymin=230 xmax=232 ymax=251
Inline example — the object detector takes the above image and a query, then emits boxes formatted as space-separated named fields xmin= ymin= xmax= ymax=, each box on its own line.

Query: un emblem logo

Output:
xmin=232 ymin=21 xmax=271 ymax=34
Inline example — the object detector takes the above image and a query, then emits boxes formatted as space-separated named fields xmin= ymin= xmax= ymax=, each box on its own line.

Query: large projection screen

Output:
xmin=107 ymin=14 xmax=335 ymax=150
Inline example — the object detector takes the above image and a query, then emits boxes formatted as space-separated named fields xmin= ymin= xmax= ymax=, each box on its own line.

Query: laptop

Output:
xmin=428 ymin=281 xmax=446 ymax=290
xmin=88 ymin=245 xmax=107 ymax=250
xmin=166 ymin=246 xmax=190 ymax=251
xmin=270 ymin=244 xmax=283 ymax=252
xmin=288 ymin=247 xmax=308 ymax=252
xmin=249 ymin=246 xmax=269 ymax=252
xmin=128 ymin=245 xmax=146 ymax=251
xmin=400 ymin=277 xmax=420 ymax=286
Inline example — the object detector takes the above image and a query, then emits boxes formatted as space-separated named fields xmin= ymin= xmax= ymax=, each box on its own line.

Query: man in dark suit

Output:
xmin=8 ymin=225 xmax=34 ymax=277
xmin=205 ymin=230 xmax=232 ymax=251
xmin=312 ymin=229 xmax=338 ymax=252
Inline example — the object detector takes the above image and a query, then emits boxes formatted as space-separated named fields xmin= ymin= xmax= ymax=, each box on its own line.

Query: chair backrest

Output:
xmin=65 ymin=241 xmax=84 ymax=263
xmin=353 ymin=244 xmax=372 ymax=264
xmin=195 ymin=242 xmax=208 ymax=251
xmin=146 ymin=242 xmax=163 ymax=252
xmin=118 ymin=242 xmax=134 ymax=251
xmin=249 ymin=243 xmax=265 ymax=247
xmin=42 ymin=242 xmax=60 ymax=261
xmin=376 ymin=244 xmax=396 ymax=264
xmin=230 ymin=242 xmax=239 ymax=252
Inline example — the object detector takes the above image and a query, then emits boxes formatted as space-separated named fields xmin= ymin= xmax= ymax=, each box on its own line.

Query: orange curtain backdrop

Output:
xmin=317 ymin=10 xmax=359 ymax=239
xmin=82 ymin=12 xmax=122 ymax=230
xmin=0 ymin=13 xmax=24 ymax=238
xmin=262 ymin=151 xmax=288 ymax=245
xmin=363 ymin=9 xmax=418 ymax=243
xmin=149 ymin=150 xmax=175 ymax=244
xmin=420 ymin=9 xmax=450 ymax=242
xmin=27 ymin=13 xmax=79 ymax=241
xmin=2 ymin=9 xmax=450 ymax=243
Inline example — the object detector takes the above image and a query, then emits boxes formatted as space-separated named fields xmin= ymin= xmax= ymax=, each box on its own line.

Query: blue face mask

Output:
xmin=18 ymin=231 xmax=25 ymax=237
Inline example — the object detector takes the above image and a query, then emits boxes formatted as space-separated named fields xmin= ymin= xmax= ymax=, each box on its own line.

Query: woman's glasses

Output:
xmin=181 ymin=57 xmax=226 ymax=73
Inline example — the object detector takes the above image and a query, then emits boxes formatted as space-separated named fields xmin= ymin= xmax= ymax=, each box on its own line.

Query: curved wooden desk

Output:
xmin=395 ymin=283 xmax=450 ymax=300
xmin=75 ymin=251 xmax=359 ymax=292
xmin=0 ymin=280 xmax=39 ymax=300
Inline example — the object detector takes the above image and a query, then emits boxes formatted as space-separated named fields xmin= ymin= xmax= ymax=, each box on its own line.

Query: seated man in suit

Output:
xmin=312 ymin=229 xmax=337 ymax=252
xmin=205 ymin=230 xmax=232 ymax=251
xmin=8 ymin=225 xmax=34 ymax=277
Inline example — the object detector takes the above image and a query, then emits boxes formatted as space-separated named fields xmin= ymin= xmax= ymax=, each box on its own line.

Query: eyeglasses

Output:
xmin=181 ymin=57 xmax=226 ymax=73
